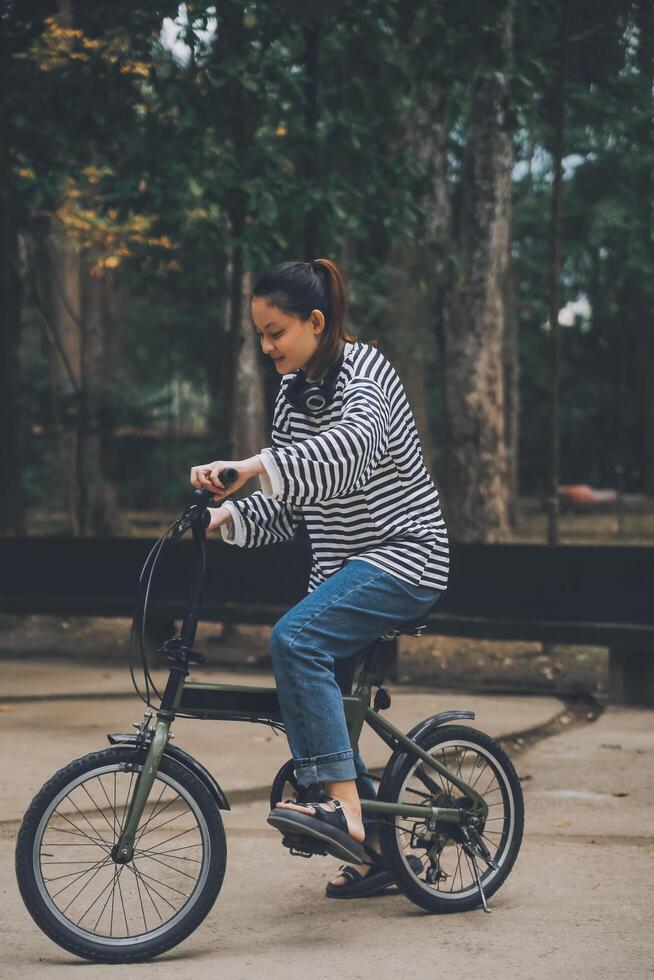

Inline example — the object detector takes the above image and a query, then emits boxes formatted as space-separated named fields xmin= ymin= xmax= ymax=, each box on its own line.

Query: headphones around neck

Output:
xmin=284 ymin=349 xmax=345 ymax=415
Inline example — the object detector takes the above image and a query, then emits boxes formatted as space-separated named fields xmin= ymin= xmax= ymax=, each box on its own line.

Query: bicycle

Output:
xmin=15 ymin=475 xmax=524 ymax=963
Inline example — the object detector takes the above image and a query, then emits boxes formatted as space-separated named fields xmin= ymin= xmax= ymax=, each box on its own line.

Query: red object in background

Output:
xmin=558 ymin=485 xmax=618 ymax=506
xmin=558 ymin=484 xmax=596 ymax=504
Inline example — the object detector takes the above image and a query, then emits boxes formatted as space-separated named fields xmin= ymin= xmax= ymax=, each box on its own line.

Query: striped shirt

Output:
xmin=221 ymin=341 xmax=449 ymax=592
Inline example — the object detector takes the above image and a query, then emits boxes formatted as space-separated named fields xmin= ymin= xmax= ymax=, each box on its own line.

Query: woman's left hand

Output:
xmin=189 ymin=455 xmax=264 ymax=501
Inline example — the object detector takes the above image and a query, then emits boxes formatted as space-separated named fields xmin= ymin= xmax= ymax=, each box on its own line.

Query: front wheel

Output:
xmin=15 ymin=747 xmax=226 ymax=962
xmin=378 ymin=725 xmax=524 ymax=913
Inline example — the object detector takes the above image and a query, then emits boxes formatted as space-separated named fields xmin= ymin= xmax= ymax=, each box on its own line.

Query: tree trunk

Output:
xmin=443 ymin=1 xmax=513 ymax=542
xmin=504 ymin=257 xmax=520 ymax=527
xmin=231 ymin=269 xmax=267 ymax=461
xmin=635 ymin=0 xmax=654 ymax=493
xmin=380 ymin=247 xmax=435 ymax=476
xmin=546 ymin=1 xmax=568 ymax=546
xmin=303 ymin=21 xmax=320 ymax=260
xmin=46 ymin=227 xmax=83 ymax=535
xmin=380 ymin=64 xmax=456 ymax=478
xmin=0 ymin=176 xmax=25 ymax=534
xmin=214 ymin=245 xmax=245 ymax=460
xmin=207 ymin=2 xmax=252 ymax=460
xmin=80 ymin=259 xmax=124 ymax=535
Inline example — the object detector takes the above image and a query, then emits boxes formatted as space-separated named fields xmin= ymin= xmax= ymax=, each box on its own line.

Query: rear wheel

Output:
xmin=378 ymin=725 xmax=523 ymax=913
xmin=15 ymin=747 xmax=226 ymax=962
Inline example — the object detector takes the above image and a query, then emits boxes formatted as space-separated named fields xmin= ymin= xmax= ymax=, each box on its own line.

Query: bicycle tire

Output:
xmin=15 ymin=746 xmax=226 ymax=962
xmin=378 ymin=724 xmax=524 ymax=913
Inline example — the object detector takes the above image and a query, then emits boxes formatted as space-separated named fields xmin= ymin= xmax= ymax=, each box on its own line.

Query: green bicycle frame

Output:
xmin=114 ymin=657 xmax=487 ymax=861
xmin=114 ymin=508 xmax=487 ymax=863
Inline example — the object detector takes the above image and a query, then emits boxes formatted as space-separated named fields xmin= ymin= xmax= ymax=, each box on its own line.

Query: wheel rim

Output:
xmin=33 ymin=762 xmax=211 ymax=946
xmin=393 ymin=738 xmax=515 ymax=901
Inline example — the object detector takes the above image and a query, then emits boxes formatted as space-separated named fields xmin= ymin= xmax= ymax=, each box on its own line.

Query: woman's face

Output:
xmin=251 ymin=297 xmax=325 ymax=375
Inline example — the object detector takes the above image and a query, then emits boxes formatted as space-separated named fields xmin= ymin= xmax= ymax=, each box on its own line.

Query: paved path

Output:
xmin=1 ymin=659 xmax=652 ymax=978
xmin=0 ymin=659 xmax=562 ymax=821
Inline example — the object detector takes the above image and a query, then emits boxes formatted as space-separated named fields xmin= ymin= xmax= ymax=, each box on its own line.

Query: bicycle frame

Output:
xmin=113 ymin=504 xmax=487 ymax=864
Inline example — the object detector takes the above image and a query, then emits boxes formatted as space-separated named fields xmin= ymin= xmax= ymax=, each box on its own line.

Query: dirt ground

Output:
xmin=0 ymin=613 xmax=609 ymax=701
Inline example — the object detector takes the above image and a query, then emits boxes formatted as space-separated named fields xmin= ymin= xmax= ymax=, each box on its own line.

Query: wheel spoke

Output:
xmin=79 ymin=781 xmax=118 ymax=839
xmin=60 ymin=857 xmax=113 ymax=910
xmin=75 ymin=863 xmax=120 ymax=927
xmin=116 ymin=866 xmax=130 ymax=936
xmin=92 ymin=869 xmax=121 ymax=932
xmin=46 ymin=811 xmax=110 ymax=851
xmin=135 ymin=844 xmax=202 ymax=863
xmin=124 ymin=861 xmax=164 ymax=924
xmin=133 ymin=865 xmax=149 ymax=933
xmin=66 ymin=797 xmax=112 ymax=850
xmin=132 ymin=784 xmax=169 ymax=845
xmin=462 ymin=850 xmax=477 ymax=888
xmin=95 ymin=773 xmax=120 ymax=837
xmin=143 ymin=824 xmax=200 ymax=851
xmin=469 ymin=760 xmax=489 ymax=791
xmin=135 ymin=805 xmax=190 ymax=842
xmin=123 ymin=862 xmax=179 ymax=911
xmin=46 ymin=855 xmax=110 ymax=889
xmin=449 ymin=848 xmax=463 ymax=893
xmin=131 ymin=865 xmax=190 ymax=900
xmin=133 ymin=850 xmax=198 ymax=882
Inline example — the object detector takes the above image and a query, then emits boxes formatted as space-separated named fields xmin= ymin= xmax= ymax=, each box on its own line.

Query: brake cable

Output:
xmin=127 ymin=479 xmax=236 ymax=710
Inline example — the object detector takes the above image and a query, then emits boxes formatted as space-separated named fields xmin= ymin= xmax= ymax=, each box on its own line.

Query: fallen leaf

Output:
xmin=554 ymin=819 xmax=571 ymax=828
xmin=0 ymin=704 xmax=12 ymax=712
xmin=611 ymin=792 xmax=628 ymax=798
xmin=601 ymin=743 xmax=622 ymax=750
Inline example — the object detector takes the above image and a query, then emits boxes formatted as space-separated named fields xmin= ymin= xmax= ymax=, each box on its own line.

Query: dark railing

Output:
xmin=1 ymin=537 xmax=652 ymax=705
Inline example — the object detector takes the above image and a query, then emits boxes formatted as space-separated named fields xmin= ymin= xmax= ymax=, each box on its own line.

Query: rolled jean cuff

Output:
xmin=295 ymin=750 xmax=357 ymax=786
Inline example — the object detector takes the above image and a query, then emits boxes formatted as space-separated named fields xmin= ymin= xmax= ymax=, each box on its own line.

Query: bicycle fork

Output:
xmin=112 ymin=712 xmax=173 ymax=864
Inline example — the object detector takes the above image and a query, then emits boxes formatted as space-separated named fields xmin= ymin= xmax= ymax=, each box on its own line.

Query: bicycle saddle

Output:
xmin=379 ymin=592 xmax=442 ymax=640
xmin=380 ymin=614 xmax=429 ymax=641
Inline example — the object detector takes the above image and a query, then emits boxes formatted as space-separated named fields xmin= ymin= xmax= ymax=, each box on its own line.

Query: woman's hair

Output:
xmin=252 ymin=258 xmax=356 ymax=379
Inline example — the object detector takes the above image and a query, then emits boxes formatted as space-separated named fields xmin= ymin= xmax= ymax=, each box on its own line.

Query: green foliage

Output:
xmin=6 ymin=0 xmax=653 ymax=512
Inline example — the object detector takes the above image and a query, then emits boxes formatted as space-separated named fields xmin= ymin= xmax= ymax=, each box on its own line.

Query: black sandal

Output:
xmin=267 ymin=798 xmax=366 ymax=865
xmin=325 ymin=853 xmax=423 ymax=900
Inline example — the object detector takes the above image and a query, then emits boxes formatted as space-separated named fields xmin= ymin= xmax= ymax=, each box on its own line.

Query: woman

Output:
xmin=190 ymin=258 xmax=449 ymax=898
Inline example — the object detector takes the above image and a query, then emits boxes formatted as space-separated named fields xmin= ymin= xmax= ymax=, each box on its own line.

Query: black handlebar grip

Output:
xmin=219 ymin=467 xmax=239 ymax=486
xmin=199 ymin=467 xmax=238 ymax=528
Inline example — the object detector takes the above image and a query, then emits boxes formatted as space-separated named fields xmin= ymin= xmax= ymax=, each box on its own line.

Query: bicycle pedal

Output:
xmin=281 ymin=833 xmax=328 ymax=858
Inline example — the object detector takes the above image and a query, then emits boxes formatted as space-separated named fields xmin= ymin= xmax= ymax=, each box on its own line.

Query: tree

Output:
xmin=442 ymin=0 xmax=514 ymax=541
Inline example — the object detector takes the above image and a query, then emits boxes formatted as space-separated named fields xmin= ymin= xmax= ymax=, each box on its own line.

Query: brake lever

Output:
xmin=172 ymin=471 xmax=238 ymax=538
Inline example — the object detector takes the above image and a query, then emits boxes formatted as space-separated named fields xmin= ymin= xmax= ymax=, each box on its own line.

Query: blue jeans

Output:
xmin=269 ymin=557 xmax=443 ymax=805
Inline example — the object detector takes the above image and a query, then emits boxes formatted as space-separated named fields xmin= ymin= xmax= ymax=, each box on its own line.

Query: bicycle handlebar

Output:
xmin=172 ymin=467 xmax=239 ymax=538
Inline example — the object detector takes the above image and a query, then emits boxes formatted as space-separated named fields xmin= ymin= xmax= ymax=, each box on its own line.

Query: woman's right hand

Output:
xmin=205 ymin=506 xmax=233 ymax=534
